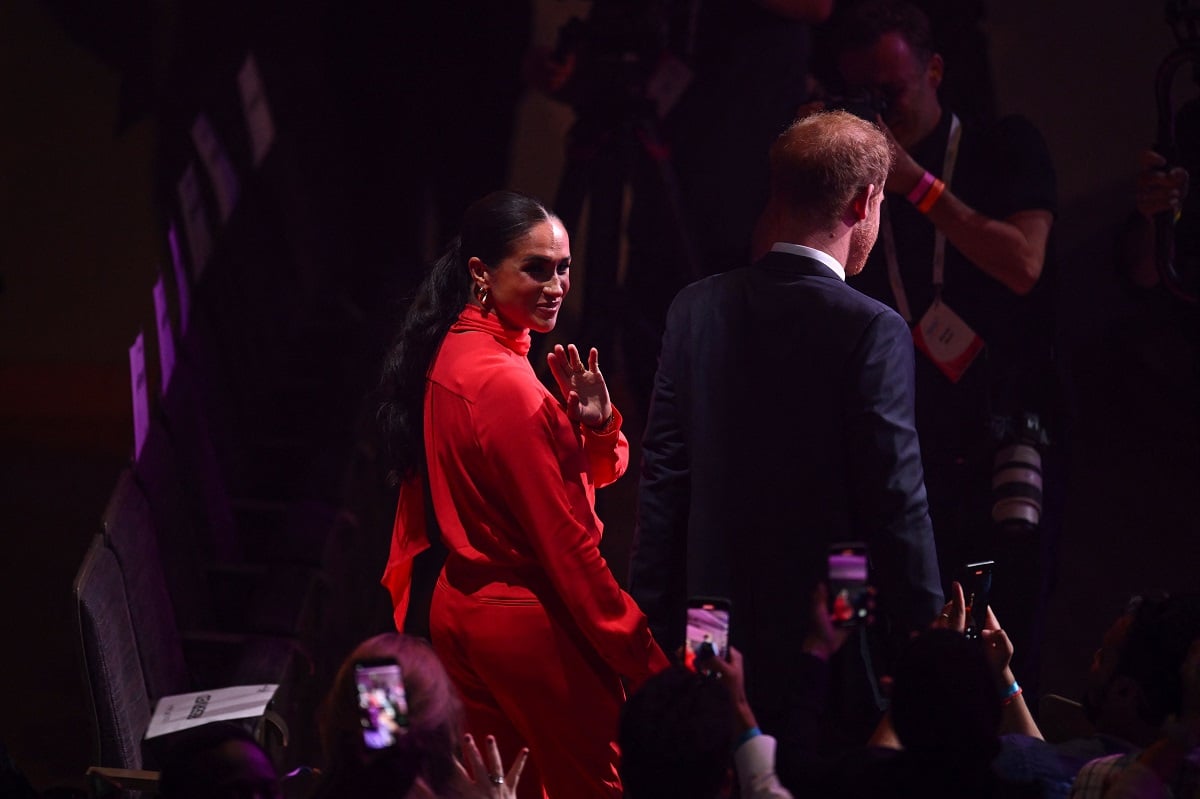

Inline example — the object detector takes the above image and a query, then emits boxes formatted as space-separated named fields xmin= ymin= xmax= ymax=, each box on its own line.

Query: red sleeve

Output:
xmin=580 ymin=406 xmax=629 ymax=488
xmin=479 ymin=377 xmax=668 ymax=682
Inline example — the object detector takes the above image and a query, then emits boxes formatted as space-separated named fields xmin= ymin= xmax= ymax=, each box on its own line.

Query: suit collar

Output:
xmin=754 ymin=249 xmax=846 ymax=282
xmin=769 ymin=242 xmax=846 ymax=280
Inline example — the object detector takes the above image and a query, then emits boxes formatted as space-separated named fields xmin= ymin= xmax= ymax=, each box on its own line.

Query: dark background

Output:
xmin=1 ymin=0 xmax=1196 ymax=791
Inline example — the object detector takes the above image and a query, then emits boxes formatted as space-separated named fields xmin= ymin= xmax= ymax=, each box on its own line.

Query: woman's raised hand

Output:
xmin=458 ymin=733 xmax=527 ymax=799
xmin=546 ymin=343 xmax=612 ymax=429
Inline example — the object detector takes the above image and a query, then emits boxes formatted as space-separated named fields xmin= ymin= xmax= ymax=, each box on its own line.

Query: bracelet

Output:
xmin=735 ymin=726 xmax=762 ymax=749
xmin=915 ymin=178 xmax=946 ymax=213
xmin=1001 ymin=680 xmax=1021 ymax=699
xmin=1002 ymin=687 xmax=1024 ymax=706
xmin=906 ymin=170 xmax=936 ymax=204
xmin=585 ymin=412 xmax=616 ymax=434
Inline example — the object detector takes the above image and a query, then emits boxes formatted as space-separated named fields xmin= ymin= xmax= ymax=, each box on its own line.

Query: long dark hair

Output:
xmin=377 ymin=191 xmax=553 ymax=484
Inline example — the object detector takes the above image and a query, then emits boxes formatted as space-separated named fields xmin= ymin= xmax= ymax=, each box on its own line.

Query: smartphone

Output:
xmin=684 ymin=596 xmax=731 ymax=671
xmin=355 ymin=659 xmax=409 ymax=749
xmin=960 ymin=560 xmax=995 ymax=640
xmin=828 ymin=542 xmax=871 ymax=627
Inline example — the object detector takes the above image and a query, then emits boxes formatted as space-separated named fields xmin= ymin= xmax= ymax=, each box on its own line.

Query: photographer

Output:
xmin=815 ymin=0 xmax=1060 ymax=686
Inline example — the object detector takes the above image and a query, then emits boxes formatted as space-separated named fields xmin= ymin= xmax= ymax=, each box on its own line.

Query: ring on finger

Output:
xmin=489 ymin=775 xmax=504 ymax=785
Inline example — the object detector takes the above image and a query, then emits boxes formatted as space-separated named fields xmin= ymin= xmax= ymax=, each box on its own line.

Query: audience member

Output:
xmin=790 ymin=585 xmax=1040 ymax=798
xmin=376 ymin=190 xmax=667 ymax=799
xmin=158 ymin=723 xmax=280 ymax=799
xmin=621 ymin=585 xmax=850 ymax=799
xmin=1068 ymin=593 xmax=1200 ymax=798
xmin=631 ymin=109 xmax=943 ymax=773
xmin=314 ymin=632 xmax=527 ymax=799
xmin=822 ymin=0 xmax=1059 ymax=684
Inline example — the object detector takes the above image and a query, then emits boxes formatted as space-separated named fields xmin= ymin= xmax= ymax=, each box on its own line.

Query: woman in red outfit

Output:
xmin=377 ymin=191 xmax=669 ymax=799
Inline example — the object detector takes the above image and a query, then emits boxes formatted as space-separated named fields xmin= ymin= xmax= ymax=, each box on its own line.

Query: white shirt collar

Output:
xmin=769 ymin=242 xmax=846 ymax=281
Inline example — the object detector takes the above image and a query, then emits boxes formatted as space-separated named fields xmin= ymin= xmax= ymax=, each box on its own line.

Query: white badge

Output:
xmin=912 ymin=298 xmax=984 ymax=384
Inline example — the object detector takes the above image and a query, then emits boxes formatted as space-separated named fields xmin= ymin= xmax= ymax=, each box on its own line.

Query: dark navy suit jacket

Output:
xmin=630 ymin=249 xmax=942 ymax=744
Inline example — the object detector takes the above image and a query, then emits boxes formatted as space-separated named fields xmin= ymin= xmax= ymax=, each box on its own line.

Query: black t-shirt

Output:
xmin=848 ymin=110 xmax=1058 ymax=458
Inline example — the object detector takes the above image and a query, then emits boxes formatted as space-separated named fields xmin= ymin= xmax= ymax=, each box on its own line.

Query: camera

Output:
xmin=826 ymin=91 xmax=888 ymax=123
xmin=989 ymin=412 xmax=1049 ymax=531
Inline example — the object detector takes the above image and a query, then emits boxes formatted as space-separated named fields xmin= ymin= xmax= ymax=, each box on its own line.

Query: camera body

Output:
xmin=825 ymin=91 xmax=888 ymax=123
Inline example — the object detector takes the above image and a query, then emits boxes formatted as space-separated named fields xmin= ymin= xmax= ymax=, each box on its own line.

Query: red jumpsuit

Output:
xmin=382 ymin=304 xmax=668 ymax=799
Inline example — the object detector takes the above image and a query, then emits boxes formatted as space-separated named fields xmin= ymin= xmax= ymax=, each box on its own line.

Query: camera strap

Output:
xmin=881 ymin=113 xmax=962 ymax=322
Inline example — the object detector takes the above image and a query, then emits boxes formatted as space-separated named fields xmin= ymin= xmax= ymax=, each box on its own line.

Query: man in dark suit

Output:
xmin=630 ymin=110 xmax=943 ymax=772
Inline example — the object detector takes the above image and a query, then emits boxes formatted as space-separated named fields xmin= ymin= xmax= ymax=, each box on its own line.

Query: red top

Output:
xmin=383 ymin=304 xmax=668 ymax=681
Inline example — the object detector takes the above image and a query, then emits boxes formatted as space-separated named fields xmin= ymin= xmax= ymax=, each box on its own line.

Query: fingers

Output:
xmin=587 ymin=346 xmax=599 ymax=373
xmin=546 ymin=346 xmax=571 ymax=391
xmin=1140 ymin=149 xmax=1168 ymax=170
xmin=462 ymin=733 xmax=487 ymax=782
xmin=483 ymin=735 xmax=504 ymax=784
xmin=505 ymin=747 xmax=529 ymax=790
xmin=984 ymin=604 xmax=1002 ymax=631
xmin=933 ymin=581 xmax=967 ymax=633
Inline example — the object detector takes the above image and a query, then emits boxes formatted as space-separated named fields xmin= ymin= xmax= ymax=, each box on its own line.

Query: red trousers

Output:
xmin=430 ymin=567 xmax=625 ymax=799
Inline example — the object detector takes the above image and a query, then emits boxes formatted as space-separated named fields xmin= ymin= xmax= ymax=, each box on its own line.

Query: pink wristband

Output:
xmin=906 ymin=171 xmax=936 ymax=204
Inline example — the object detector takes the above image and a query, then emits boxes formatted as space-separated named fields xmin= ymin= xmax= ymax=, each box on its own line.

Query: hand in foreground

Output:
xmin=546 ymin=343 xmax=612 ymax=429
xmin=1136 ymin=150 xmax=1189 ymax=219
xmin=803 ymin=583 xmax=851 ymax=662
xmin=980 ymin=605 xmax=1015 ymax=685
xmin=458 ymin=734 xmax=527 ymax=799
xmin=700 ymin=647 xmax=758 ymax=734
xmin=930 ymin=581 xmax=967 ymax=633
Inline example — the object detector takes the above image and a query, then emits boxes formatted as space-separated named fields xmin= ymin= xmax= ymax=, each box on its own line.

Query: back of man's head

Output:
xmin=619 ymin=666 xmax=734 ymax=799
xmin=158 ymin=723 xmax=279 ymax=799
xmin=769 ymin=111 xmax=893 ymax=231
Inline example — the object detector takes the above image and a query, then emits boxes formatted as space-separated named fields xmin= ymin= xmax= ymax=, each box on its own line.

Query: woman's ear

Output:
xmin=467 ymin=256 xmax=488 ymax=289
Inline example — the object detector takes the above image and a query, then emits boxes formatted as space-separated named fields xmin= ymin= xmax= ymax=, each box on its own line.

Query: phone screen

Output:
xmin=684 ymin=599 xmax=730 ymax=671
xmin=355 ymin=661 xmax=409 ymax=749
xmin=961 ymin=560 xmax=994 ymax=639
xmin=828 ymin=543 xmax=871 ymax=627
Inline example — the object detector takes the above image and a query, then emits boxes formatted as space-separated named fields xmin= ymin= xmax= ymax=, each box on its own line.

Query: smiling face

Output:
xmin=838 ymin=31 xmax=942 ymax=150
xmin=470 ymin=217 xmax=571 ymax=334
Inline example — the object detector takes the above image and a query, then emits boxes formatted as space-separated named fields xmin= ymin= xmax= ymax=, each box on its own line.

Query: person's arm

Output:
xmin=481 ymin=372 xmax=669 ymax=683
xmin=629 ymin=296 xmax=693 ymax=655
xmin=706 ymin=649 xmax=795 ymax=799
xmin=884 ymin=116 xmax=1054 ymax=297
xmin=844 ymin=309 xmax=943 ymax=632
xmin=1119 ymin=149 xmax=1189 ymax=289
xmin=980 ymin=607 xmax=1044 ymax=740
xmin=888 ymin=144 xmax=1050 ymax=295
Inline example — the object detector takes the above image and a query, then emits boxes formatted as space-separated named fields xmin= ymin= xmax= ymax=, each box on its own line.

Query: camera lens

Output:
xmin=991 ymin=442 xmax=1043 ymax=528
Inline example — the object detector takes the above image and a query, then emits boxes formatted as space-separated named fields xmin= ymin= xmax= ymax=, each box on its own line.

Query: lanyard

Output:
xmin=882 ymin=113 xmax=962 ymax=323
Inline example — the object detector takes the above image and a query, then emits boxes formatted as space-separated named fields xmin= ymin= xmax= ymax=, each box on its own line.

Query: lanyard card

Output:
xmin=912 ymin=298 xmax=984 ymax=384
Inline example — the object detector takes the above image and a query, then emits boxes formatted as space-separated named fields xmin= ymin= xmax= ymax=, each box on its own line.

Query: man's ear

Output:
xmin=927 ymin=53 xmax=944 ymax=91
xmin=850 ymin=184 xmax=877 ymax=222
